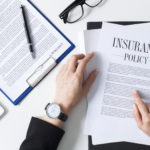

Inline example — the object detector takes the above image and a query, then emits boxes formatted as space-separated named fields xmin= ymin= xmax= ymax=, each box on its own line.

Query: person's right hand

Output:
xmin=133 ymin=90 xmax=150 ymax=136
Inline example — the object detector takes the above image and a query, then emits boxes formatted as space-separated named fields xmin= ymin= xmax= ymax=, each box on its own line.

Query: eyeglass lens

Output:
xmin=86 ymin=0 xmax=103 ymax=7
xmin=66 ymin=0 xmax=103 ymax=23
xmin=67 ymin=5 xmax=84 ymax=23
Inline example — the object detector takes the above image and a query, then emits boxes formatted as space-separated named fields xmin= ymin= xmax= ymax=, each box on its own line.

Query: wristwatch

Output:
xmin=45 ymin=103 xmax=68 ymax=122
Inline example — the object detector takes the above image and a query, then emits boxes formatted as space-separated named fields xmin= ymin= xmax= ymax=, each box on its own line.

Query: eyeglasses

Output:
xmin=59 ymin=0 xmax=104 ymax=24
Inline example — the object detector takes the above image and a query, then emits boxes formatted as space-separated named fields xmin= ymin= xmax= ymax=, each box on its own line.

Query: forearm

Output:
xmin=42 ymin=116 xmax=63 ymax=128
xmin=20 ymin=98 xmax=72 ymax=150
xmin=20 ymin=117 xmax=65 ymax=150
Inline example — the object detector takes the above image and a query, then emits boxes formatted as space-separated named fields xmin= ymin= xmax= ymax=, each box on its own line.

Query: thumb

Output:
xmin=82 ymin=70 xmax=98 ymax=97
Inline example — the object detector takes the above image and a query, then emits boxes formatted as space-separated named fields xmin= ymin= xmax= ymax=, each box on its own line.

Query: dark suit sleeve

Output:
xmin=20 ymin=117 xmax=65 ymax=150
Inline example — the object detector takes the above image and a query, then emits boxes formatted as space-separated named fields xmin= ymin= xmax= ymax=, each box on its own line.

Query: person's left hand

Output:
xmin=43 ymin=53 xmax=98 ymax=127
xmin=133 ymin=91 xmax=150 ymax=136
xmin=54 ymin=53 xmax=98 ymax=115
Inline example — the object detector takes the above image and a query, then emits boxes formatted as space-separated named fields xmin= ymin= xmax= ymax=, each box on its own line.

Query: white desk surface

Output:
xmin=1 ymin=0 xmax=150 ymax=150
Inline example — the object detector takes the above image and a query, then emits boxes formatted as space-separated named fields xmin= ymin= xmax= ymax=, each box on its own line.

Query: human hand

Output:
xmin=53 ymin=53 xmax=98 ymax=115
xmin=133 ymin=90 xmax=150 ymax=136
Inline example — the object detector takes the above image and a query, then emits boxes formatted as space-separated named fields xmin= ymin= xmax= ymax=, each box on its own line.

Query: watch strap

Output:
xmin=45 ymin=103 xmax=50 ymax=110
xmin=58 ymin=112 xmax=68 ymax=122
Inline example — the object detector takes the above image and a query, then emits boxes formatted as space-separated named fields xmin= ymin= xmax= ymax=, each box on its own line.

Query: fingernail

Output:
xmin=89 ymin=52 xmax=94 ymax=55
xmin=94 ymin=70 xmax=99 ymax=75
xmin=133 ymin=90 xmax=138 ymax=94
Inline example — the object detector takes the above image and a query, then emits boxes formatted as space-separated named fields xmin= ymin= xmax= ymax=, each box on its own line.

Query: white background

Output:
xmin=1 ymin=0 xmax=150 ymax=150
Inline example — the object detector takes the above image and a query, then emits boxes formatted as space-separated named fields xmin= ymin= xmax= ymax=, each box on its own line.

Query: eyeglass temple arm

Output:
xmin=59 ymin=0 xmax=84 ymax=19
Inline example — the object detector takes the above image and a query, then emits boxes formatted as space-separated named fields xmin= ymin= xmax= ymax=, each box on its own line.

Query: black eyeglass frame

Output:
xmin=59 ymin=0 xmax=104 ymax=24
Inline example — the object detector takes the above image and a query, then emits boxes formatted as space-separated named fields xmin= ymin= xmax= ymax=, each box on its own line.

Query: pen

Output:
xmin=21 ymin=5 xmax=35 ymax=58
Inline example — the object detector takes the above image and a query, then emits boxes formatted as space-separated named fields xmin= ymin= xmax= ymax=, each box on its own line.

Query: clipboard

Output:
xmin=0 ymin=0 xmax=75 ymax=105
xmin=87 ymin=21 xmax=150 ymax=150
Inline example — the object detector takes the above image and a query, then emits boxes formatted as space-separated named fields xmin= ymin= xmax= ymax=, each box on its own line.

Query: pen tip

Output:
xmin=31 ymin=52 xmax=36 ymax=59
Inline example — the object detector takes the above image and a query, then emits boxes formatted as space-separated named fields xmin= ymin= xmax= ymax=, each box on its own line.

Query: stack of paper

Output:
xmin=83 ymin=22 xmax=150 ymax=145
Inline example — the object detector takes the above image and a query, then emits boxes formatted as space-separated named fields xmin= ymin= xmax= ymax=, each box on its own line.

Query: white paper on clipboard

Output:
xmin=0 ymin=0 xmax=71 ymax=102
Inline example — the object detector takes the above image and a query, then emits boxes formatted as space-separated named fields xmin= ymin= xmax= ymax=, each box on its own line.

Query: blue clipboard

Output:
xmin=0 ymin=0 xmax=75 ymax=105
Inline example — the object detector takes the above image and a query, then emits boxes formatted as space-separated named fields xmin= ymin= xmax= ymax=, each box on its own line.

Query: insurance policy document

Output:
xmin=0 ymin=0 xmax=71 ymax=102
xmin=84 ymin=23 xmax=150 ymax=145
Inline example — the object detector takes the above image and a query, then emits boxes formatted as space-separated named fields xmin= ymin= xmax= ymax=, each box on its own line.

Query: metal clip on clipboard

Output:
xmin=27 ymin=56 xmax=57 ymax=87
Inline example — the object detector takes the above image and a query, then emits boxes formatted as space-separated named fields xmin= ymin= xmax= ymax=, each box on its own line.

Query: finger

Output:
xmin=133 ymin=104 xmax=143 ymax=129
xmin=146 ymin=103 xmax=150 ymax=112
xmin=82 ymin=69 xmax=98 ymax=97
xmin=68 ymin=54 xmax=85 ymax=72
xmin=76 ymin=52 xmax=94 ymax=74
xmin=133 ymin=90 xmax=149 ymax=116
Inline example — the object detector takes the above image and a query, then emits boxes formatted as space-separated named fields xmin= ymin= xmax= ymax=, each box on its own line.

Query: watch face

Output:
xmin=47 ymin=104 xmax=61 ymax=118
